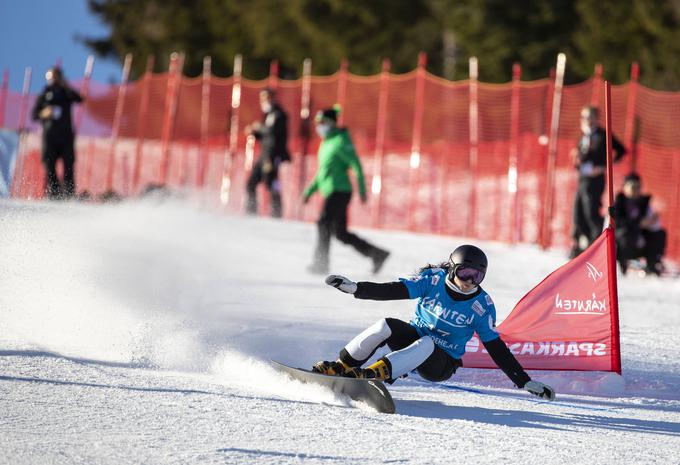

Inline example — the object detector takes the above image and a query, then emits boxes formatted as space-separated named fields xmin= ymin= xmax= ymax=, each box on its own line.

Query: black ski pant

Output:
xmin=572 ymin=175 xmax=605 ymax=246
xmin=246 ymin=158 xmax=282 ymax=217
xmin=42 ymin=135 xmax=76 ymax=199
xmin=312 ymin=191 xmax=381 ymax=269
xmin=616 ymin=227 xmax=667 ymax=271
xmin=339 ymin=318 xmax=462 ymax=382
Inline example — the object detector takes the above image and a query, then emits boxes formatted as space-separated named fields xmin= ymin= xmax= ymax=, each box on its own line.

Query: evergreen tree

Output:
xmin=570 ymin=0 xmax=680 ymax=89
xmin=84 ymin=0 xmax=680 ymax=89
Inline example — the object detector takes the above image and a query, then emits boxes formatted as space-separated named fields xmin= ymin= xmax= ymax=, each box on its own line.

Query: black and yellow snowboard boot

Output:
xmin=312 ymin=359 xmax=351 ymax=376
xmin=351 ymin=359 xmax=391 ymax=381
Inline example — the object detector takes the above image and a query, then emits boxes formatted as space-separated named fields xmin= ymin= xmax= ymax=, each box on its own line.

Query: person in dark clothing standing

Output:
xmin=312 ymin=245 xmax=556 ymax=401
xmin=612 ymin=172 xmax=666 ymax=276
xmin=303 ymin=106 xmax=389 ymax=275
xmin=31 ymin=67 xmax=83 ymax=199
xmin=245 ymin=88 xmax=290 ymax=217
xmin=569 ymin=105 xmax=626 ymax=258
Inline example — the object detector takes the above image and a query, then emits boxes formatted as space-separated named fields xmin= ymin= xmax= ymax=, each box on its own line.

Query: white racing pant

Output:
xmin=344 ymin=318 xmax=436 ymax=379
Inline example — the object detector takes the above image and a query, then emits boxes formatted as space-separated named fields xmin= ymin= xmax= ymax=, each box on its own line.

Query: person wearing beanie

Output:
xmin=612 ymin=172 xmax=667 ymax=275
xmin=303 ymin=105 xmax=389 ymax=274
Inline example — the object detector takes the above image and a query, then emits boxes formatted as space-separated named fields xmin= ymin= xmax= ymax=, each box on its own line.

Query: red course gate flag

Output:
xmin=464 ymin=227 xmax=622 ymax=373
xmin=465 ymin=80 xmax=622 ymax=374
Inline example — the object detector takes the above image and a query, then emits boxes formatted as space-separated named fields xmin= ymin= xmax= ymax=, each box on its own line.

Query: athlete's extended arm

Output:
xmin=483 ymin=337 xmax=531 ymax=387
xmin=325 ymin=275 xmax=409 ymax=300
xmin=484 ymin=338 xmax=555 ymax=400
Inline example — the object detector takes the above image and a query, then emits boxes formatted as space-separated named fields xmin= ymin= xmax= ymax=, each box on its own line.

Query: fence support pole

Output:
xmin=296 ymin=58 xmax=312 ymax=219
xmin=268 ymin=59 xmax=279 ymax=91
xmin=74 ymin=55 xmax=94 ymax=132
xmin=17 ymin=67 xmax=31 ymax=136
xmin=624 ymin=62 xmax=640 ymax=173
xmin=220 ymin=54 xmax=243 ymax=205
xmin=159 ymin=52 xmax=182 ymax=185
xmin=541 ymin=53 xmax=567 ymax=249
xmin=467 ymin=56 xmax=479 ymax=238
xmin=509 ymin=62 xmax=522 ymax=243
xmin=197 ymin=56 xmax=211 ymax=187
xmin=372 ymin=58 xmax=390 ymax=228
xmin=73 ymin=56 xmax=94 ymax=195
xmin=82 ymin=139 xmax=96 ymax=194
xmin=336 ymin=59 xmax=349 ymax=126
xmin=131 ymin=56 xmax=155 ymax=193
xmin=11 ymin=67 xmax=32 ymax=198
xmin=105 ymin=53 xmax=132 ymax=193
xmin=591 ymin=63 xmax=603 ymax=106
xmin=407 ymin=52 xmax=427 ymax=231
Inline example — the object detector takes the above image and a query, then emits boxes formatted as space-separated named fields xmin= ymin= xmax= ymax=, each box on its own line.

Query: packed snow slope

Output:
xmin=1 ymin=196 xmax=679 ymax=465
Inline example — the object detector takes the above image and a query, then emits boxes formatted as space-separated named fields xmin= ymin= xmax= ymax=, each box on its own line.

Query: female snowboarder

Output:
xmin=313 ymin=244 xmax=556 ymax=401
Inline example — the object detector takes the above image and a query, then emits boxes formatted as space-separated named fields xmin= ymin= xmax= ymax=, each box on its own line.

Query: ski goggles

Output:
xmin=454 ymin=266 xmax=485 ymax=285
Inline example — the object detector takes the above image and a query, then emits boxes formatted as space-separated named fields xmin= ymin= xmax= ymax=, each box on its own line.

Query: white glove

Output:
xmin=324 ymin=275 xmax=357 ymax=294
xmin=524 ymin=380 xmax=555 ymax=401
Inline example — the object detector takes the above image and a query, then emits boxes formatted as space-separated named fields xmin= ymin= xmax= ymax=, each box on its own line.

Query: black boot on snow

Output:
xmin=372 ymin=249 xmax=390 ymax=274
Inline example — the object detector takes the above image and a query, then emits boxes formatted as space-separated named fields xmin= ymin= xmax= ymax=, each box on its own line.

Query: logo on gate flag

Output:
xmin=464 ymin=228 xmax=621 ymax=373
xmin=586 ymin=262 xmax=603 ymax=282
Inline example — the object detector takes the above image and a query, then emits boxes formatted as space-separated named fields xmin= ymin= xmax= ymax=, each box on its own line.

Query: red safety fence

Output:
xmin=3 ymin=59 xmax=680 ymax=264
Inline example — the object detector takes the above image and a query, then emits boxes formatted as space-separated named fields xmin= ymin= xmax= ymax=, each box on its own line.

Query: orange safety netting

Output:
xmin=4 ymin=67 xmax=680 ymax=264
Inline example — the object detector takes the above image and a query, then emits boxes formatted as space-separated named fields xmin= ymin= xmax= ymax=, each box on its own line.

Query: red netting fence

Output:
xmin=3 ymin=62 xmax=679 ymax=263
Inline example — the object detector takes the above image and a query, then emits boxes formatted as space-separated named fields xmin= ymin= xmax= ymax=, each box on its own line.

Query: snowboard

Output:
xmin=271 ymin=361 xmax=396 ymax=414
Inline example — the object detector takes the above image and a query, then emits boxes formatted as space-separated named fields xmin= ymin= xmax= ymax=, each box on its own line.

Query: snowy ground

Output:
xmin=1 ymin=195 xmax=679 ymax=465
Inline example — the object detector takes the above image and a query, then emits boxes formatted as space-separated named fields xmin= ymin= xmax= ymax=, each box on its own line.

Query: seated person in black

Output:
xmin=612 ymin=172 xmax=666 ymax=275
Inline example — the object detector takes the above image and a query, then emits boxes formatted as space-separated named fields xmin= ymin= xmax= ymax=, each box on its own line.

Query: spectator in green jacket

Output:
xmin=303 ymin=106 xmax=389 ymax=275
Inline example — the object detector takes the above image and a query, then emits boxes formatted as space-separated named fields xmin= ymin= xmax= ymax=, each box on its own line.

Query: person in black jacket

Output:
xmin=613 ymin=172 xmax=666 ymax=275
xmin=245 ymin=88 xmax=290 ymax=217
xmin=312 ymin=245 xmax=556 ymax=401
xmin=31 ymin=67 xmax=83 ymax=199
xmin=569 ymin=106 xmax=626 ymax=258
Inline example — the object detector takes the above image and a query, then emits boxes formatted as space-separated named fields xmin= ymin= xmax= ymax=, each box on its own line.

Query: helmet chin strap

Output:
xmin=445 ymin=274 xmax=478 ymax=295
